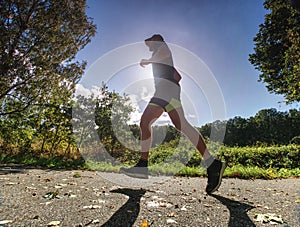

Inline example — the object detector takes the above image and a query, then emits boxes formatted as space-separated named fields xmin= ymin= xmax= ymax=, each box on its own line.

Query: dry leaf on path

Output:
xmin=0 ymin=220 xmax=13 ymax=225
xmin=166 ymin=218 xmax=177 ymax=224
xmin=83 ymin=205 xmax=102 ymax=209
xmin=254 ymin=213 xmax=285 ymax=224
xmin=47 ymin=220 xmax=60 ymax=227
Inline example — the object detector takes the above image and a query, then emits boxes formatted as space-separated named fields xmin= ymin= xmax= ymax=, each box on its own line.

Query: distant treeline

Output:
xmin=131 ymin=108 xmax=300 ymax=147
xmin=201 ymin=108 xmax=300 ymax=146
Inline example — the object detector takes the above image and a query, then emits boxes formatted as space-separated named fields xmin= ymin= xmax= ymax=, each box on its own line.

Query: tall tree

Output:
xmin=95 ymin=85 xmax=136 ymax=159
xmin=249 ymin=0 xmax=300 ymax=103
xmin=74 ymin=84 xmax=136 ymax=162
xmin=0 ymin=0 xmax=96 ymax=116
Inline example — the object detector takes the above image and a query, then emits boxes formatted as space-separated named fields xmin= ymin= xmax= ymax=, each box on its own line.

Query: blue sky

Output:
xmin=76 ymin=0 xmax=298 ymax=126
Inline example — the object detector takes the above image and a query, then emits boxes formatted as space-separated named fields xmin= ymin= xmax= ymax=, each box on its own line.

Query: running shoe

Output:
xmin=120 ymin=161 xmax=149 ymax=179
xmin=206 ymin=159 xmax=226 ymax=194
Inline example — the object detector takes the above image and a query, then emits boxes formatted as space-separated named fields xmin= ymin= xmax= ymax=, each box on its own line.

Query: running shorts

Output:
xmin=149 ymin=78 xmax=182 ymax=112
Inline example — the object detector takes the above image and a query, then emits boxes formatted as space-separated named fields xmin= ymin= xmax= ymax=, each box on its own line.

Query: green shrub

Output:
xmin=149 ymin=141 xmax=300 ymax=170
xmin=149 ymin=138 xmax=197 ymax=166
xmin=218 ymin=145 xmax=300 ymax=169
xmin=290 ymin=136 xmax=300 ymax=145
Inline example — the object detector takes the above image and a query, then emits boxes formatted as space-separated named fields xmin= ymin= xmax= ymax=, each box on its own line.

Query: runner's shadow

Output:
xmin=211 ymin=194 xmax=256 ymax=227
xmin=101 ymin=188 xmax=146 ymax=227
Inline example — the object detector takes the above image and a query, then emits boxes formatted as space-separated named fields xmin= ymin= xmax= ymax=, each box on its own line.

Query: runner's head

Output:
xmin=145 ymin=34 xmax=164 ymax=51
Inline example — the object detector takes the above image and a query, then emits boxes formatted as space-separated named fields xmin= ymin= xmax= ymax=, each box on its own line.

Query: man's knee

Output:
xmin=140 ymin=117 xmax=151 ymax=129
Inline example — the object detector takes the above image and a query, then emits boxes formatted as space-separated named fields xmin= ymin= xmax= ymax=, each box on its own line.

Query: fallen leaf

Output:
xmin=146 ymin=201 xmax=172 ymax=208
xmin=0 ymin=220 xmax=13 ymax=225
xmin=44 ymin=191 xmax=59 ymax=200
xmin=64 ymin=192 xmax=77 ymax=198
xmin=44 ymin=178 xmax=53 ymax=182
xmin=295 ymin=200 xmax=300 ymax=203
xmin=25 ymin=186 xmax=37 ymax=190
xmin=83 ymin=205 xmax=102 ymax=209
xmin=254 ymin=214 xmax=268 ymax=223
xmin=159 ymin=202 xmax=172 ymax=208
xmin=47 ymin=220 xmax=60 ymax=227
xmin=167 ymin=212 xmax=176 ymax=217
xmin=85 ymin=219 xmax=100 ymax=225
xmin=0 ymin=177 xmax=9 ymax=180
xmin=140 ymin=219 xmax=148 ymax=227
xmin=269 ymin=216 xmax=285 ymax=224
xmin=254 ymin=213 xmax=285 ymax=224
xmin=73 ymin=172 xmax=81 ymax=178
xmin=166 ymin=218 xmax=177 ymax=224
xmin=92 ymin=219 xmax=100 ymax=224
xmin=180 ymin=205 xmax=187 ymax=211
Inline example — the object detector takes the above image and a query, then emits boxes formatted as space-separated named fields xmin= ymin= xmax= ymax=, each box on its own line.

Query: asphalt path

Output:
xmin=0 ymin=165 xmax=299 ymax=226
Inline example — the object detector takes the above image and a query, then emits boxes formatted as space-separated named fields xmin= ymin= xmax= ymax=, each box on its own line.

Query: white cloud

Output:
xmin=75 ymin=84 xmax=103 ymax=98
xmin=75 ymin=84 xmax=173 ymax=126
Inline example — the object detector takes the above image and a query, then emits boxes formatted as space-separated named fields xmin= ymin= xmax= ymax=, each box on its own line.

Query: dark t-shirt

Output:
xmin=151 ymin=42 xmax=177 ymax=84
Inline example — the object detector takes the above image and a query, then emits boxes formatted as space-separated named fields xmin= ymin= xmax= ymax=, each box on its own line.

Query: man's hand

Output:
xmin=140 ymin=59 xmax=150 ymax=68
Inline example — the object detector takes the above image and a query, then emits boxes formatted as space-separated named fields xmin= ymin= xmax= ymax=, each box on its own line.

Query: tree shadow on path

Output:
xmin=101 ymin=188 xmax=146 ymax=227
xmin=211 ymin=194 xmax=256 ymax=227
xmin=0 ymin=164 xmax=29 ymax=175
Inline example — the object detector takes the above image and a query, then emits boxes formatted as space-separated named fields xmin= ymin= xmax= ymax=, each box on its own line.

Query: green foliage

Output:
xmin=0 ymin=100 xmax=79 ymax=160
xmin=0 ymin=152 xmax=85 ymax=169
xmin=218 ymin=144 xmax=300 ymax=169
xmin=95 ymin=84 xmax=135 ymax=159
xmin=84 ymin=160 xmax=120 ymax=172
xmin=249 ymin=0 xmax=300 ymax=103
xmin=0 ymin=0 xmax=96 ymax=116
xmin=147 ymin=140 xmax=300 ymax=178
xmin=290 ymin=135 xmax=300 ymax=144
xmin=150 ymin=162 xmax=186 ymax=176
xmin=200 ymin=108 xmax=300 ymax=146
xmin=177 ymin=166 xmax=206 ymax=177
xmin=0 ymin=0 xmax=96 ymax=166
xmin=149 ymin=137 xmax=196 ymax=167
xmin=224 ymin=165 xmax=300 ymax=179
xmin=74 ymin=84 xmax=136 ymax=164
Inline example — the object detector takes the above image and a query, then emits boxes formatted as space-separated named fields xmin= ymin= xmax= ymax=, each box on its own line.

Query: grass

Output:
xmin=223 ymin=165 xmax=300 ymax=179
xmin=84 ymin=160 xmax=120 ymax=172
xmin=82 ymin=160 xmax=300 ymax=179
xmin=1 ymin=155 xmax=299 ymax=180
xmin=0 ymin=153 xmax=86 ymax=169
xmin=1 ymin=145 xmax=299 ymax=180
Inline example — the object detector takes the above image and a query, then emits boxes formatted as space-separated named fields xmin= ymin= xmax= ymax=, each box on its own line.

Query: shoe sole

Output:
xmin=207 ymin=162 xmax=226 ymax=194
xmin=119 ymin=168 xmax=149 ymax=179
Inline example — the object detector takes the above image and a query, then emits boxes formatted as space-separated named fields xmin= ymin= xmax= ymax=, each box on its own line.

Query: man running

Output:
xmin=120 ymin=34 xmax=226 ymax=194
